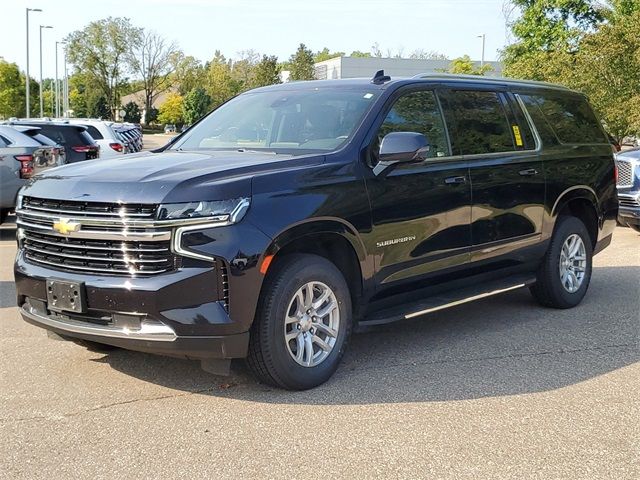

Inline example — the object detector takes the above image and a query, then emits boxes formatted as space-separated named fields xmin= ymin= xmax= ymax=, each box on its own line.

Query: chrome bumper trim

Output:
xmin=21 ymin=304 xmax=177 ymax=342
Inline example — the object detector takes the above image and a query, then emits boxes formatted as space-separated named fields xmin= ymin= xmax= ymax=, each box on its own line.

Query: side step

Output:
xmin=359 ymin=274 xmax=537 ymax=327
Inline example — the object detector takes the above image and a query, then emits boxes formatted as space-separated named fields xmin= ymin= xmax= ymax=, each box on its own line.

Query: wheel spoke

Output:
xmin=312 ymin=288 xmax=332 ymax=310
xmin=304 ymin=283 xmax=314 ymax=308
xmin=295 ymin=334 xmax=305 ymax=363
xmin=295 ymin=289 xmax=305 ymax=313
xmin=316 ymin=301 xmax=337 ymax=318
xmin=285 ymin=314 xmax=299 ymax=325
xmin=304 ymin=334 xmax=314 ymax=366
xmin=313 ymin=322 xmax=337 ymax=338
xmin=285 ymin=330 xmax=300 ymax=342
xmin=312 ymin=335 xmax=331 ymax=352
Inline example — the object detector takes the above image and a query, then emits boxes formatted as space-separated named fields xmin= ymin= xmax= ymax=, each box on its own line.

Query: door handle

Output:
xmin=444 ymin=176 xmax=466 ymax=185
xmin=518 ymin=168 xmax=539 ymax=176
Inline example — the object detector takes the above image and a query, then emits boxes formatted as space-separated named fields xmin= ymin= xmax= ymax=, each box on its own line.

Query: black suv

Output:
xmin=14 ymin=74 xmax=617 ymax=389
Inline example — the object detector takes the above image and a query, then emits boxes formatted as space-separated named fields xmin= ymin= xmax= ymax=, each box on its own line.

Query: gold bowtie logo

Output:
xmin=53 ymin=219 xmax=80 ymax=235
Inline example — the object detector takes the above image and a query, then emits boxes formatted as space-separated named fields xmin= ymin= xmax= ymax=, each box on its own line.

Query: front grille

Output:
xmin=18 ymin=197 xmax=175 ymax=276
xmin=615 ymin=159 xmax=634 ymax=188
xmin=619 ymin=196 xmax=640 ymax=208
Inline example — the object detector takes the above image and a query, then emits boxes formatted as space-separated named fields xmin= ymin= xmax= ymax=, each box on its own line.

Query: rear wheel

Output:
xmin=247 ymin=254 xmax=352 ymax=390
xmin=530 ymin=216 xmax=593 ymax=308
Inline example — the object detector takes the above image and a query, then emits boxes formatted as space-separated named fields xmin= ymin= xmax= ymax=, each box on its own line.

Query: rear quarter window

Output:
xmin=520 ymin=92 xmax=608 ymax=145
xmin=85 ymin=126 xmax=104 ymax=140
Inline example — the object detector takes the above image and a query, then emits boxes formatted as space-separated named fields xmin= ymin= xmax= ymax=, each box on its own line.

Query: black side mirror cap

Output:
xmin=373 ymin=132 xmax=430 ymax=176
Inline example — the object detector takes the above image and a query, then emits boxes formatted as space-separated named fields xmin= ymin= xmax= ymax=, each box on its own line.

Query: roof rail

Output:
xmin=410 ymin=72 xmax=572 ymax=90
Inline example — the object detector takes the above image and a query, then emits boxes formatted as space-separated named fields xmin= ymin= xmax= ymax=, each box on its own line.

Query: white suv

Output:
xmin=66 ymin=119 xmax=125 ymax=159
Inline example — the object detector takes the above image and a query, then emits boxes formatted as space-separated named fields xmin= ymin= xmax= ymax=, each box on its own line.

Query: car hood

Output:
xmin=20 ymin=150 xmax=324 ymax=204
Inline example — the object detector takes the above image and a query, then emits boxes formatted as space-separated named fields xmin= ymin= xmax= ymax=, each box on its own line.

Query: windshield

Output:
xmin=173 ymin=88 xmax=379 ymax=153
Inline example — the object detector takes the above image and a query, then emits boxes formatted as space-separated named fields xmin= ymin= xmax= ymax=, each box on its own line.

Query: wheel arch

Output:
xmin=551 ymin=186 xmax=599 ymax=248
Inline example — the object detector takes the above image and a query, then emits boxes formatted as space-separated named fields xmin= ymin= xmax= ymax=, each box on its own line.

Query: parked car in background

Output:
xmin=0 ymin=125 xmax=66 ymax=223
xmin=13 ymin=74 xmax=617 ymax=389
xmin=113 ymin=124 xmax=142 ymax=152
xmin=615 ymin=147 xmax=640 ymax=232
xmin=164 ymin=124 xmax=176 ymax=133
xmin=10 ymin=125 xmax=66 ymax=165
xmin=181 ymin=124 xmax=190 ymax=133
xmin=6 ymin=121 xmax=99 ymax=163
xmin=66 ymin=119 xmax=125 ymax=159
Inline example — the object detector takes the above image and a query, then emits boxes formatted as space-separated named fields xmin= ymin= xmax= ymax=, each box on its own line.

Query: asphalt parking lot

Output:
xmin=1 ymin=217 xmax=638 ymax=479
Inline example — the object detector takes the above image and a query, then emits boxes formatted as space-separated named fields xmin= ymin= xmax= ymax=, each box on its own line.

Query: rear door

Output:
xmin=364 ymin=87 xmax=472 ymax=288
xmin=440 ymin=88 xmax=544 ymax=262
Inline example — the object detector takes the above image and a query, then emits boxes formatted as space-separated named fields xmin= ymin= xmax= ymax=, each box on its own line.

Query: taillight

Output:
xmin=71 ymin=145 xmax=92 ymax=153
xmin=109 ymin=142 xmax=124 ymax=152
xmin=15 ymin=154 xmax=34 ymax=179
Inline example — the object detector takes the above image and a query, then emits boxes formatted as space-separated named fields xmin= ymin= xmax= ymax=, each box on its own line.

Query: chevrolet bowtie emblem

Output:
xmin=52 ymin=219 xmax=80 ymax=235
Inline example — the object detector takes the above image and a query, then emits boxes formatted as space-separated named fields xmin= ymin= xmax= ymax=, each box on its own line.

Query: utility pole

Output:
xmin=55 ymin=41 xmax=66 ymax=118
xmin=477 ymin=33 xmax=486 ymax=68
xmin=39 ymin=25 xmax=53 ymax=118
xmin=25 ymin=8 xmax=42 ymax=118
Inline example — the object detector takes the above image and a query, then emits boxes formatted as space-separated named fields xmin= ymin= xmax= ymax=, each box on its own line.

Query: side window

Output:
xmin=520 ymin=93 xmax=608 ymax=144
xmin=376 ymin=90 xmax=450 ymax=160
xmin=444 ymin=90 xmax=515 ymax=155
xmin=86 ymin=126 xmax=104 ymax=140
xmin=40 ymin=127 xmax=66 ymax=145
xmin=517 ymin=94 xmax=560 ymax=146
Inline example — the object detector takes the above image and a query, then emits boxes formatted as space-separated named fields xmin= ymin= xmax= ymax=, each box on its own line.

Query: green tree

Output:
xmin=123 ymin=101 xmax=141 ymax=123
xmin=66 ymin=17 xmax=141 ymax=119
xmin=349 ymin=50 xmax=372 ymax=58
xmin=204 ymin=51 xmax=239 ymax=108
xmin=157 ymin=92 xmax=184 ymax=124
xmin=448 ymin=55 xmax=493 ymax=75
xmin=251 ymin=55 xmax=281 ymax=88
xmin=182 ymin=88 xmax=211 ymax=124
xmin=170 ymin=53 xmax=205 ymax=95
xmin=146 ymin=106 xmax=159 ymax=124
xmin=288 ymin=43 xmax=315 ymax=81
xmin=128 ymin=30 xmax=180 ymax=123
xmin=0 ymin=58 xmax=25 ymax=118
xmin=314 ymin=48 xmax=345 ymax=63
xmin=88 ymin=95 xmax=110 ymax=119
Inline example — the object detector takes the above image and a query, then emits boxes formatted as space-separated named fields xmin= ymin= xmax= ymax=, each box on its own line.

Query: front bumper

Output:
xmin=14 ymin=252 xmax=250 ymax=359
xmin=618 ymin=193 xmax=640 ymax=227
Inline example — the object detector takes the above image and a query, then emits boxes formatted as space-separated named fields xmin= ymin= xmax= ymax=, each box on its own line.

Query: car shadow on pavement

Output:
xmin=0 ymin=281 xmax=17 ymax=308
xmin=97 ymin=265 xmax=639 ymax=404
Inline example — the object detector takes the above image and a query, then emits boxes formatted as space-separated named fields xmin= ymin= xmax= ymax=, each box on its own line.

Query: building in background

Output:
xmin=281 ymin=56 xmax=503 ymax=82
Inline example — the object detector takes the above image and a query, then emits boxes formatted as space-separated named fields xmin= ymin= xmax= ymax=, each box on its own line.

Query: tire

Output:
xmin=247 ymin=254 xmax=352 ymax=390
xmin=530 ymin=216 xmax=593 ymax=309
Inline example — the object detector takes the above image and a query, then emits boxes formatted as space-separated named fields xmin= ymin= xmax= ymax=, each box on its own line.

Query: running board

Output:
xmin=359 ymin=274 xmax=537 ymax=327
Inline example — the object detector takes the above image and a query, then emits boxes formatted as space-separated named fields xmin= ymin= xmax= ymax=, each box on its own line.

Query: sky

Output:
xmin=2 ymin=0 xmax=513 ymax=79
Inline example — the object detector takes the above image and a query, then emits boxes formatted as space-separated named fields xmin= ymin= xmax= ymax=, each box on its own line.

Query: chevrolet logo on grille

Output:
xmin=52 ymin=219 xmax=81 ymax=235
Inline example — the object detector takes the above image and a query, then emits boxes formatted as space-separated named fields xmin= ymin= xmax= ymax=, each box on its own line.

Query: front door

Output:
xmin=363 ymin=88 xmax=472 ymax=289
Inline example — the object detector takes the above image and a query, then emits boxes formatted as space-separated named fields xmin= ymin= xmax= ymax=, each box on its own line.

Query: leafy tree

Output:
xmin=182 ymin=88 xmax=211 ymax=124
xmin=288 ymin=43 xmax=315 ymax=81
xmin=170 ymin=53 xmax=205 ymax=95
xmin=349 ymin=50 xmax=372 ymax=58
xmin=231 ymin=50 xmax=260 ymax=91
xmin=409 ymin=49 xmax=449 ymax=60
xmin=146 ymin=106 xmax=159 ymax=124
xmin=123 ymin=101 xmax=141 ymax=123
xmin=205 ymin=51 xmax=239 ymax=107
xmin=157 ymin=92 xmax=184 ymax=124
xmin=0 ymin=58 xmax=25 ymax=118
xmin=314 ymin=48 xmax=345 ymax=63
xmin=66 ymin=17 xmax=141 ymax=119
xmin=448 ymin=55 xmax=493 ymax=75
xmin=251 ymin=55 xmax=281 ymax=88
xmin=128 ymin=30 xmax=180 ymax=123
xmin=88 ymin=95 xmax=110 ymax=119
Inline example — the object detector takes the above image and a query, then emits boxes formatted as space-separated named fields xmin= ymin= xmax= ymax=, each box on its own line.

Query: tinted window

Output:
xmin=444 ymin=91 xmax=515 ymax=155
xmin=38 ymin=126 xmax=91 ymax=146
xmin=85 ymin=125 xmax=104 ymax=140
xmin=517 ymin=95 xmax=560 ymax=146
xmin=377 ymin=90 xmax=450 ymax=158
xmin=521 ymin=93 xmax=607 ymax=144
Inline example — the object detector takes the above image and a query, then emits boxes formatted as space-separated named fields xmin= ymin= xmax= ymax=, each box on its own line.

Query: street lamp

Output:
xmin=477 ymin=33 xmax=486 ymax=69
xmin=55 ymin=41 xmax=66 ymax=118
xmin=39 ymin=25 xmax=53 ymax=118
xmin=25 ymin=8 xmax=42 ymax=118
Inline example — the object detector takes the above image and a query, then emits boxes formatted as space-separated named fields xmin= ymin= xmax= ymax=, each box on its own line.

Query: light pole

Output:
xmin=63 ymin=49 xmax=69 ymax=117
xmin=477 ymin=33 xmax=486 ymax=69
xmin=25 ymin=8 xmax=42 ymax=118
xmin=39 ymin=25 xmax=53 ymax=118
xmin=55 ymin=41 xmax=66 ymax=118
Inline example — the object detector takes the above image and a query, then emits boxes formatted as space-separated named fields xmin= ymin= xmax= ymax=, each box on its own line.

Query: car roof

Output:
xmin=9 ymin=120 xmax=88 ymax=131
xmin=248 ymin=74 xmax=576 ymax=95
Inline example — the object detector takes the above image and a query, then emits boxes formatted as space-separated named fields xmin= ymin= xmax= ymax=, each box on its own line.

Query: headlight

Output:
xmin=157 ymin=197 xmax=250 ymax=223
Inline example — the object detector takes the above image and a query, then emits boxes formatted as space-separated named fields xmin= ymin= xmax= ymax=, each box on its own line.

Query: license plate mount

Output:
xmin=46 ymin=279 xmax=86 ymax=313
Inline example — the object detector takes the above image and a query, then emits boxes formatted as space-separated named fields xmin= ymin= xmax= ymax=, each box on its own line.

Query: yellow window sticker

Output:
xmin=512 ymin=125 xmax=524 ymax=147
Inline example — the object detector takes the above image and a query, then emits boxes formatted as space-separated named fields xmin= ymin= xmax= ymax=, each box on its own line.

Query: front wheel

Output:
xmin=247 ymin=254 xmax=352 ymax=390
xmin=530 ymin=216 xmax=593 ymax=309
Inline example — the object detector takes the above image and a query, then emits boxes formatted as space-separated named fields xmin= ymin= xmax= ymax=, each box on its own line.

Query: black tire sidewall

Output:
xmin=546 ymin=216 xmax=594 ymax=308
xmin=259 ymin=255 xmax=351 ymax=390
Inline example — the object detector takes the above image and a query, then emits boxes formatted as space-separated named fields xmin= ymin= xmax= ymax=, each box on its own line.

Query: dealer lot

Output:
xmin=1 ymin=217 xmax=638 ymax=479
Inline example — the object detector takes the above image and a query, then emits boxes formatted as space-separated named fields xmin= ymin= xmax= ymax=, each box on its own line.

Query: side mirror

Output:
xmin=373 ymin=132 xmax=430 ymax=176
